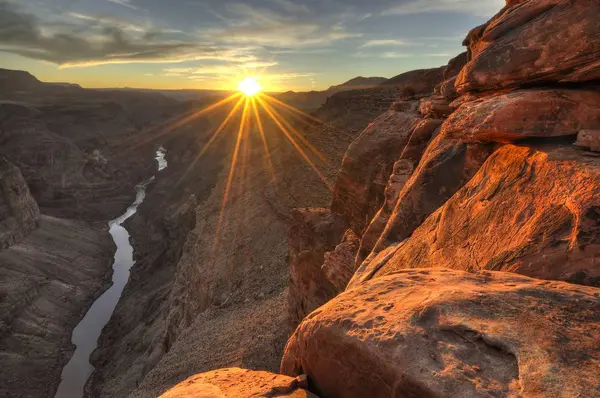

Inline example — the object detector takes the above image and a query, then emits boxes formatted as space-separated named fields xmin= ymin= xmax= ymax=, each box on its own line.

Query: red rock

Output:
xmin=321 ymin=229 xmax=360 ymax=292
xmin=331 ymin=110 xmax=420 ymax=234
xmin=443 ymin=89 xmax=600 ymax=143
xmin=418 ymin=96 xmax=454 ymax=119
xmin=287 ymin=208 xmax=347 ymax=331
xmin=356 ymin=145 xmax=600 ymax=287
xmin=575 ymin=130 xmax=600 ymax=152
xmin=382 ymin=67 xmax=446 ymax=98
xmin=282 ymin=269 xmax=600 ymax=398
xmin=435 ymin=76 xmax=459 ymax=100
xmin=355 ymin=135 xmax=493 ymax=275
xmin=443 ymin=51 xmax=468 ymax=80
xmin=355 ymin=118 xmax=444 ymax=265
xmin=159 ymin=368 xmax=317 ymax=398
xmin=457 ymin=0 xmax=600 ymax=92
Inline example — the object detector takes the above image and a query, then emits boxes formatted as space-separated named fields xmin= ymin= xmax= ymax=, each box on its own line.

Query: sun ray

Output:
xmin=260 ymin=98 xmax=328 ymax=164
xmin=260 ymin=93 xmax=329 ymax=127
xmin=257 ymin=96 xmax=332 ymax=191
xmin=250 ymin=97 xmax=276 ymax=181
xmin=126 ymin=92 xmax=242 ymax=151
xmin=258 ymin=97 xmax=329 ymax=163
xmin=214 ymin=97 xmax=250 ymax=248
xmin=176 ymin=96 xmax=245 ymax=186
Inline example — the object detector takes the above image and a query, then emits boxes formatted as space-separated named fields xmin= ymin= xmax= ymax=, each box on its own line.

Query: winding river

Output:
xmin=55 ymin=147 xmax=167 ymax=398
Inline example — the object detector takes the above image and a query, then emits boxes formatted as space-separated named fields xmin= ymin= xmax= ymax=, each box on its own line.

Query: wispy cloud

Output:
xmin=206 ymin=2 xmax=361 ymax=47
xmin=361 ymin=39 xmax=413 ymax=47
xmin=383 ymin=0 xmax=505 ymax=18
xmin=0 ymin=1 xmax=255 ymax=67
xmin=107 ymin=0 xmax=137 ymax=11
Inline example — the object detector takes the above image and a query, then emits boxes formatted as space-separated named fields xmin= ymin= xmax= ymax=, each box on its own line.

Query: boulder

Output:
xmin=457 ymin=0 xmax=600 ymax=92
xmin=287 ymin=208 xmax=347 ymax=331
xmin=443 ymin=89 xmax=600 ymax=143
xmin=331 ymin=110 xmax=420 ymax=234
xmin=159 ymin=368 xmax=317 ymax=398
xmin=419 ymin=97 xmax=454 ymax=119
xmin=575 ymin=130 xmax=600 ymax=152
xmin=282 ymin=269 xmax=600 ymax=398
xmin=360 ymin=145 xmax=600 ymax=286
xmin=443 ymin=51 xmax=468 ymax=80
xmin=0 ymin=156 xmax=40 ymax=249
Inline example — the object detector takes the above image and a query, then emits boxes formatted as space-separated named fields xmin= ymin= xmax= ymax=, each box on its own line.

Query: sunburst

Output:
xmin=143 ymin=77 xmax=331 ymax=247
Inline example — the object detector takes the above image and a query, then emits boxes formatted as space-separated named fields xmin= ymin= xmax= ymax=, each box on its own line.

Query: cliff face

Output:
xmin=0 ymin=158 xmax=114 ymax=397
xmin=279 ymin=1 xmax=600 ymax=397
xmin=0 ymin=156 xmax=40 ymax=249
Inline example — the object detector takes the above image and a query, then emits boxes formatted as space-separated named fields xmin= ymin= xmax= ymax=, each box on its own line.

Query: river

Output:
xmin=54 ymin=147 xmax=167 ymax=398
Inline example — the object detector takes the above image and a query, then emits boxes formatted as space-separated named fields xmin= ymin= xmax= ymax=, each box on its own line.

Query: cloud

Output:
xmin=361 ymin=39 xmax=413 ymax=47
xmin=205 ymin=2 xmax=361 ymax=47
xmin=383 ymin=0 xmax=505 ymax=17
xmin=0 ymin=1 xmax=255 ymax=67
xmin=107 ymin=0 xmax=137 ymax=11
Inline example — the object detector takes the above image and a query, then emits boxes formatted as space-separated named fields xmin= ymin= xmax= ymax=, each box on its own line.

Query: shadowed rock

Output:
xmin=331 ymin=110 xmax=420 ymax=234
xmin=0 ymin=156 xmax=40 ymax=249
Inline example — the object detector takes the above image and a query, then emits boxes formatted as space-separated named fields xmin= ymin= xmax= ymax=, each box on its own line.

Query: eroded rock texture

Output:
xmin=443 ymin=89 xmax=600 ymax=143
xmin=353 ymin=145 xmax=600 ymax=287
xmin=282 ymin=269 xmax=600 ymax=398
xmin=331 ymin=110 xmax=420 ymax=234
xmin=0 ymin=156 xmax=39 ymax=249
xmin=457 ymin=0 xmax=600 ymax=92
xmin=158 ymin=368 xmax=317 ymax=398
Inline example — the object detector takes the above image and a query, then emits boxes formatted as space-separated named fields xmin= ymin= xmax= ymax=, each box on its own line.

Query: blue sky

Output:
xmin=0 ymin=0 xmax=505 ymax=90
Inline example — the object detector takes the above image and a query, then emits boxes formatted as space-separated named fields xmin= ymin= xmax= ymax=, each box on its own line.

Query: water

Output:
xmin=54 ymin=149 xmax=167 ymax=398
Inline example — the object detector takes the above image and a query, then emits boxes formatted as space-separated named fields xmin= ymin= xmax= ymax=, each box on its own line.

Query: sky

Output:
xmin=0 ymin=0 xmax=505 ymax=91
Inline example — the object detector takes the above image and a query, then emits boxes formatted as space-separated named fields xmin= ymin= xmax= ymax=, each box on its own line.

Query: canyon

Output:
xmin=0 ymin=0 xmax=599 ymax=397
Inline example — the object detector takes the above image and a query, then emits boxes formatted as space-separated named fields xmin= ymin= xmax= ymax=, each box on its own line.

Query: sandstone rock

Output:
xmin=575 ymin=130 xmax=600 ymax=152
xmin=159 ymin=368 xmax=317 ymax=398
xmin=287 ymin=209 xmax=347 ymax=331
xmin=382 ymin=67 xmax=446 ymax=98
xmin=282 ymin=269 xmax=600 ymax=398
xmin=331 ymin=110 xmax=420 ymax=233
xmin=443 ymin=51 xmax=468 ymax=80
xmin=418 ymin=97 xmax=454 ymax=119
xmin=443 ymin=89 xmax=600 ymax=143
xmin=356 ymin=119 xmax=443 ymax=265
xmin=321 ymin=229 xmax=360 ymax=292
xmin=390 ymin=100 xmax=418 ymax=113
xmin=0 ymin=156 xmax=40 ymax=249
xmin=361 ymin=145 xmax=600 ymax=286
xmin=435 ymin=76 xmax=459 ymax=100
xmin=353 ymin=135 xmax=493 ymax=280
xmin=457 ymin=0 xmax=600 ymax=92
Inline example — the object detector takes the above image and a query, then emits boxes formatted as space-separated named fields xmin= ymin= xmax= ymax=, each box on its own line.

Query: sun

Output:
xmin=238 ymin=77 xmax=262 ymax=97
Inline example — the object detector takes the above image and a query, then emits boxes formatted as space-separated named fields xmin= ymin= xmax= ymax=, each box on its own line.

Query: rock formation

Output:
xmin=0 ymin=156 xmax=39 ymax=249
xmin=282 ymin=269 xmax=600 ymax=398
xmin=157 ymin=368 xmax=317 ymax=398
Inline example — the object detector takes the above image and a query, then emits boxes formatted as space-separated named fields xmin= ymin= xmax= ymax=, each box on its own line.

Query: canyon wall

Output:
xmin=0 ymin=156 xmax=40 ymax=249
xmin=0 ymin=156 xmax=114 ymax=397
xmin=279 ymin=1 xmax=600 ymax=397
